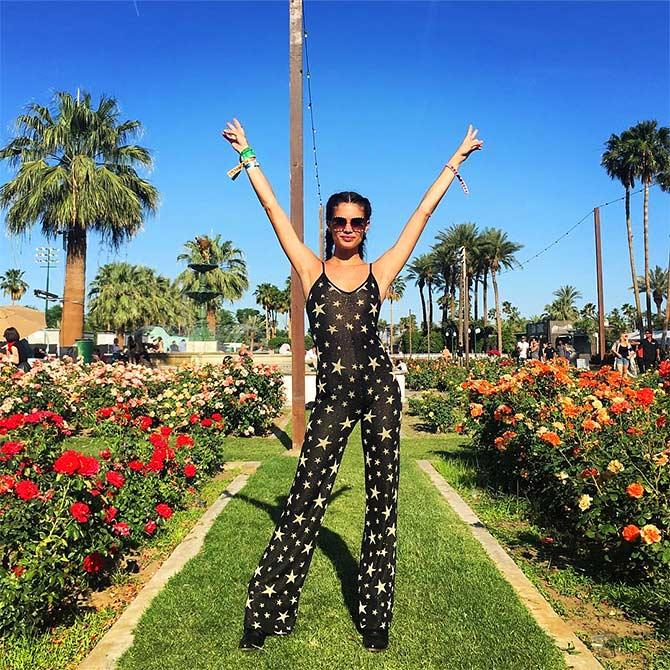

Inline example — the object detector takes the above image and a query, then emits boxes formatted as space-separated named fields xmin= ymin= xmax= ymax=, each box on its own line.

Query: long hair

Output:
xmin=324 ymin=191 xmax=372 ymax=260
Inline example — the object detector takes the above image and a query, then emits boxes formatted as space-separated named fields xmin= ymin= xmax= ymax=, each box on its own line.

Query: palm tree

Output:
xmin=405 ymin=253 xmax=434 ymax=334
xmin=602 ymin=131 xmax=643 ymax=331
xmin=544 ymin=285 xmax=583 ymax=321
xmin=386 ymin=275 xmax=406 ymax=354
xmin=0 ymin=91 xmax=158 ymax=345
xmin=177 ymin=235 xmax=248 ymax=334
xmin=429 ymin=244 xmax=458 ymax=332
xmin=625 ymin=120 xmax=670 ymax=329
xmin=235 ymin=313 xmax=262 ymax=352
xmin=254 ymin=283 xmax=276 ymax=346
xmin=480 ymin=229 xmax=523 ymax=351
xmin=0 ymin=268 xmax=28 ymax=304
xmin=88 ymin=263 xmax=194 ymax=340
xmin=580 ymin=302 xmax=597 ymax=320
xmin=634 ymin=265 xmax=668 ymax=321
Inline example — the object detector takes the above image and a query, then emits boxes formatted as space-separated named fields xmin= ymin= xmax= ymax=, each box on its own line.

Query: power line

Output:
xmin=302 ymin=6 xmax=323 ymax=210
xmin=502 ymin=184 xmax=656 ymax=274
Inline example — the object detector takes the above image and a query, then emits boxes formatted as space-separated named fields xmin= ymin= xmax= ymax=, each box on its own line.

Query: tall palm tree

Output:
xmin=0 ymin=268 xmax=28 ymax=304
xmin=177 ymin=235 xmax=248 ymax=334
xmin=405 ymin=253 xmax=433 ymax=334
xmin=386 ymin=276 xmax=406 ymax=354
xmin=480 ymin=228 xmax=523 ymax=351
xmin=580 ymin=302 xmax=597 ymax=320
xmin=602 ymin=131 xmax=643 ymax=332
xmin=235 ymin=313 xmax=262 ymax=352
xmin=625 ymin=120 xmax=670 ymax=329
xmin=0 ymin=91 xmax=158 ymax=345
xmin=254 ymin=283 xmax=276 ymax=346
xmin=429 ymin=244 xmax=458 ymax=332
xmin=634 ymin=265 xmax=668 ymax=321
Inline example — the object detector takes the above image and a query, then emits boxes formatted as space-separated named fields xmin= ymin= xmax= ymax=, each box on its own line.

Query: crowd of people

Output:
xmin=514 ymin=335 xmax=579 ymax=364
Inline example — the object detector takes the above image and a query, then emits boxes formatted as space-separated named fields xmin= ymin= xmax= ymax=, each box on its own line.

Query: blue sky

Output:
xmin=1 ymin=0 xmax=668 ymax=325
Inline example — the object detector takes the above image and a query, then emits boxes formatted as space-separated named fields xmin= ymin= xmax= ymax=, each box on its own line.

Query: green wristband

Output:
xmin=239 ymin=147 xmax=255 ymax=161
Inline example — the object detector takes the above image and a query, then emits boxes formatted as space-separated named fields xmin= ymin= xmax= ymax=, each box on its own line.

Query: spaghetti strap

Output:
xmin=321 ymin=260 xmax=325 ymax=274
xmin=369 ymin=262 xmax=373 ymax=276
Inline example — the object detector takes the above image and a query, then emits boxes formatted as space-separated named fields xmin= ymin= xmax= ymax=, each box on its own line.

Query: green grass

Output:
xmin=118 ymin=424 xmax=566 ymax=670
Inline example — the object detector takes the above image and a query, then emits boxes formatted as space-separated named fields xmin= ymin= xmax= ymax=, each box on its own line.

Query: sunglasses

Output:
xmin=328 ymin=217 xmax=368 ymax=231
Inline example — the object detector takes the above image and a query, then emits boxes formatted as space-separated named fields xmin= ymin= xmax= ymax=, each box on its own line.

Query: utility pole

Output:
xmin=593 ymin=207 xmax=606 ymax=360
xmin=408 ymin=308 xmax=413 ymax=354
xmin=462 ymin=246 xmax=470 ymax=368
xmin=35 ymin=247 xmax=59 ymax=344
xmin=289 ymin=0 xmax=305 ymax=450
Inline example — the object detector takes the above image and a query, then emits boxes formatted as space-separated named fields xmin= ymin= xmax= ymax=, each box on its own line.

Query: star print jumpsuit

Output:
xmin=243 ymin=261 xmax=402 ymax=635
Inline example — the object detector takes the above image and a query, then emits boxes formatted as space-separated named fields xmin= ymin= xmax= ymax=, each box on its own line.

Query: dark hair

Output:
xmin=3 ymin=327 xmax=20 ymax=343
xmin=324 ymin=191 xmax=372 ymax=260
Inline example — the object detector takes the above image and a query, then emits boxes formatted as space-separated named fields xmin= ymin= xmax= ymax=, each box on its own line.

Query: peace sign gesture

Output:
xmin=455 ymin=124 xmax=484 ymax=161
xmin=221 ymin=118 xmax=250 ymax=154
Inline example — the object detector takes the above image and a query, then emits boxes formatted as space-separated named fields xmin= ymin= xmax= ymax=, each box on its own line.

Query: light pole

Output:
xmin=35 ymin=247 xmax=59 ymax=343
xmin=474 ymin=327 xmax=481 ymax=354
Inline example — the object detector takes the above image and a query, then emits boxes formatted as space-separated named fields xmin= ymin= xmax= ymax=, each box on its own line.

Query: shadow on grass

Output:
xmin=235 ymin=486 xmax=361 ymax=631
xmin=270 ymin=423 xmax=293 ymax=450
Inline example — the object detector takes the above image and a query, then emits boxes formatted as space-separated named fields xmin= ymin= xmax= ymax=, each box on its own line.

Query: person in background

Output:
xmin=394 ymin=356 xmax=408 ymax=374
xmin=529 ymin=338 xmax=540 ymax=360
xmin=516 ymin=336 xmax=529 ymax=362
xmin=153 ymin=336 xmax=165 ymax=353
xmin=278 ymin=341 xmax=291 ymax=355
xmin=238 ymin=343 xmax=251 ymax=359
xmin=169 ymin=341 xmax=180 ymax=352
xmin=441 ymin=346 xmax=452 ymax=364
xmin=179 ymin=338 xmax=187 ymax=352
xmin=639 ymin=330 xmax=660 ymax=372
xmin=611 ymin=333 xmax=631 ymax=377
xmin=543 ymin=340 xmax=555 ymax=361
xmin=1 ymin=327 xmax=32 ymax=372
xmin=305 ymin=345 xmax=318 ymax=369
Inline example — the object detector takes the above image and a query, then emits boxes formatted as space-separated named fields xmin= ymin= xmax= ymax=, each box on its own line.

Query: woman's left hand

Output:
xmin=455 ymin=124 xmax=484 ymax=161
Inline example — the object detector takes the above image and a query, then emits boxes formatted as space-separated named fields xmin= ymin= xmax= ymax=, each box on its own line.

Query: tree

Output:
xmin=0 ymin=268 xmax=28 ymax=304
xmin=602 ymin=131 xmax=643 ymax=331
xmin=480 ymin=229 xmax=523 ymax=351
xmin=625 ymin=120 xmax=670 ymax=329
xmin=386 ymin=276 xmax=406 ymax=354
xmin=177 ymin=235 xmax=248 ymax=334
xmin=254 ymin=283 xmax=276 ymax=346
xmin=633 ymin=265 xmax=668 ymax=321
xmin=87 ymin=263 xmax=193 ymax=339
xmin=405 ymin=254 xmax=432 ymax=334
xmin=544 ymin=285 xmax=582 ymax=321
xmin=0 ymin=91 xmax=158 ymax=345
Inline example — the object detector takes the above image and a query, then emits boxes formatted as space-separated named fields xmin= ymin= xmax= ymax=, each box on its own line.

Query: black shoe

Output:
xmin=362 ymin=629 xmax=388 ymax=652
xmin=238 ymin=628 xmax=266 ymax=651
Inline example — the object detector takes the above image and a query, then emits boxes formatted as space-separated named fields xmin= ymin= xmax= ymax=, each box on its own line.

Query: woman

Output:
xmin=221 ymin=118 xmax=483 ymax=652
xmin=611 ymin=333 xmax=631 ymax=377
xmin=2 ymin=327 xmax=31 ymax=372
xmin=529 ymin=338 xmax=540 ymax=360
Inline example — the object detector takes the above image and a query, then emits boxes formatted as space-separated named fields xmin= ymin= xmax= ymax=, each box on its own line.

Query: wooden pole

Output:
xmin=463 ymin=246 xmax=470 ymax=368
xmin=593 ymin=207 xmax=606 ymax=360
xmin=289 ymin=0 xmax=305 ymax=449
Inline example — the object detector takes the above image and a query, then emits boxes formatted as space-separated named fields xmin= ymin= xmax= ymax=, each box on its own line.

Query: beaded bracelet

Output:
xmin=445 ymin=163 xmax=469 ymax=195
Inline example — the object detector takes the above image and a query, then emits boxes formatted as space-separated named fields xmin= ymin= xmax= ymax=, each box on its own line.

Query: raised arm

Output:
xmin=221 ymin=118 xmax=321 ymax=294
xmin=373 ymin=125 xmax=484 ymax=291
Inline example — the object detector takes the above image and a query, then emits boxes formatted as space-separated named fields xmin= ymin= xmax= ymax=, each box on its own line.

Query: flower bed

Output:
xmin=0 ymin=357 xmax=285 ymax=634
xmin=0 ymin=357 xmax=285 ymax=436
xmin=461 ymin=359 xmax=670 ymax=581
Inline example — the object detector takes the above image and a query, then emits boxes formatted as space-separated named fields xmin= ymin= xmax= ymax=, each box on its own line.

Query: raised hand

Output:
xmin=221 ymin=118 xmax=250 ymax=154
xmin=455 ymin=124 xmax=484 ymax=161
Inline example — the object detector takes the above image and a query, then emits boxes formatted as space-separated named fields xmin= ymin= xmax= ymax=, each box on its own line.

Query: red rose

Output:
xmin=70 ymin=501 xmax=91 ymax=523
xmin=128 ymin=460 xmax=144 ymax=472
xmin=97 ymin=407 xmax=114 ymax=419
xmin=621 ymin=524 xmax=640 ymax=542
xmin=200 ymin=418 xmax=213 ymax=428
xmin=183 ymin=464 xmax=197 ymax=478
xmin=104 ymin=506 xmax=118 ymax=523
xmin=106 ymin=471 xmax=125 ymax=488
xmin=15 ymin=480 xmax=39 ymax=500
xmin=635 ymin=387 xmax=654 ymax=407
xmin=176 ymin=434 xmax=194 ymax=448
xmin=78 ymin=455 xmax=100 ymax=477
xmin=11 ymin=565 xmax=25 ymax=578
xmin=83 ymin=552 xmax=105 ymax=573
xmin=155 ymin=503 xmax=173 ymax=519
xmin=1 ymin=441 xmax=24 ymax=460
xmin=189 ymin=414 xmax=199 ymax=424
xmin=53 ymin=450 xmax=82 ymax=475
xmin=0 ymin=474 xmax=16 ymax=494
xmin=138 ymin=416 xmax=153 ymax=431
xmin=656 ymin=416 xmax=666 ymax=428
xmin=99 ymin=449 xmax=112 ymax=460
xmin=146 ymin=458 xmax=164 ymax=473
xmin=149 ymin=433 xmax=168 ymax=449
xmin=113 ymin=522 xmax=131 ymax=536
xmin=159 ymin=426 xmax=172 ymax=437
xmin=212 ymin=413 xmax=223 ymax=422
xmin=144 ymin=519 xmax=158 ymax=535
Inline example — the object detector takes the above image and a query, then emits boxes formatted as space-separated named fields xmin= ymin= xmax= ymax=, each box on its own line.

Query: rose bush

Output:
xmin=462 ymin=359 xmax=670 ymax=581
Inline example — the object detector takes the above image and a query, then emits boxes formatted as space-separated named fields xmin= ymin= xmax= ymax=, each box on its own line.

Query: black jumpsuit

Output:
xmin=243 ymin=261 xmax=402 ymax=636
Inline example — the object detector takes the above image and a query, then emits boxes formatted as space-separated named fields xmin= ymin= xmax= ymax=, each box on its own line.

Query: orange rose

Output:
xmin=540 ymin=431 xmax=562 ymax=447
xmin=621 ymin=524 xmax=640 ymax=542
xmin=581 ymin=418 xmax=600 ymax=432
xmin=469 ymin=403 xmax=484 ymax=418
xmin=626 ymin=482 xmax=644 ymax=499
xmin=640 ymin=524 xmax=662 ymax=544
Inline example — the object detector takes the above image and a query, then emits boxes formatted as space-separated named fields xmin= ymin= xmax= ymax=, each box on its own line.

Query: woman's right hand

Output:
xmin=221 ymin=118 xmax=250 ymax=154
